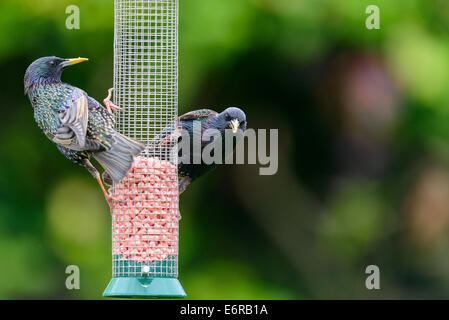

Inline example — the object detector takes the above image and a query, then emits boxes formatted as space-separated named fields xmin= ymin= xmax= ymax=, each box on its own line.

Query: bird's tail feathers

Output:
xmin=93 ymin=133 xmax=145 ymax=183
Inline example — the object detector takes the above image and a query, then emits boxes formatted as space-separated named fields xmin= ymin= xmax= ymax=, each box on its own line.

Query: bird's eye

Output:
xmin=49 ymin=60 xmax=56 ymax=66
xmin=225 ymin=114 xmax=231 ymax=121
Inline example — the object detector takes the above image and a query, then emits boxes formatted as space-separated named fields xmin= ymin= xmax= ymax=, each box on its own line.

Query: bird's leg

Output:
xmin=179 ymin=176 xmax=192 ymax=195
xmin=103 ymin=88 xmax=120 ymax=114
xmin=95 ymin=173 xmax=115 ymax=209
xmin=82 ymin=159 xmax=116 ymax=211
xmin=161 ymin=119 xmax=182 ymax=148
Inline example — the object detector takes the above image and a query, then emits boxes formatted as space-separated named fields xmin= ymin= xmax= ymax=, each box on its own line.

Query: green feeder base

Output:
xmin=103 ymin=277 xmax=186 ymax=299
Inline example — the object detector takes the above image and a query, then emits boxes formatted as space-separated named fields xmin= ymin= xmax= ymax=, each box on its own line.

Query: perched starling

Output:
xmin=24 ymin=56 xmax=145 ymax=205
xmin=139 ymin=107 xmax=247 ymax=193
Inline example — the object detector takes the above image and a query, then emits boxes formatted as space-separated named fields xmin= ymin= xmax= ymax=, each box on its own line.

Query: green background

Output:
xmin=2 ymin=0 xmax=449 ymax=299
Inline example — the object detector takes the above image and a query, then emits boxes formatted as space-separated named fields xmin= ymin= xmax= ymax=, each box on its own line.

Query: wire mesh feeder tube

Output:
xmin=103 ymin=0 xmax=185 ymax=298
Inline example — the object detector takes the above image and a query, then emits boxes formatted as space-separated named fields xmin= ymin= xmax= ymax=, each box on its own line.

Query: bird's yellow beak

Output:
xmin=230 ymin=119 xmax=240 ymax=133
xmin=62 ymin=57 xmax=88 ymax=67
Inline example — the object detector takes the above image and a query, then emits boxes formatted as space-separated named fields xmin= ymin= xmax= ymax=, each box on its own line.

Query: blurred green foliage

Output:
xmin=2 ymin=0 xmax=449 ymax=299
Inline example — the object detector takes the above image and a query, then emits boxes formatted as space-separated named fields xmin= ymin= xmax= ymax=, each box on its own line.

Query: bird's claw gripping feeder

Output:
xmin=103 ymin=0 xmax=186 ymax=298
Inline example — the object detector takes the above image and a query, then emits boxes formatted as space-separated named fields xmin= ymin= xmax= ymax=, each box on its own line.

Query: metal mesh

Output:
xmin=111 ymin=0 xmax=179 ymax=278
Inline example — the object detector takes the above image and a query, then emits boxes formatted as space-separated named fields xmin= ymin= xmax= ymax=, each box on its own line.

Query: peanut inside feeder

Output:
xmin=111 ymin=156 xmax=179 ymax=265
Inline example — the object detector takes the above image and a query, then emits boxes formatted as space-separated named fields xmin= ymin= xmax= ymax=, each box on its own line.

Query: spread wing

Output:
xmin=179 ymin=109 xmax=217 ymax=121
xmin=147 ymin=109 xmax=217 ymax=160
xmin=53 ymin=89 xmax=89 ymax=148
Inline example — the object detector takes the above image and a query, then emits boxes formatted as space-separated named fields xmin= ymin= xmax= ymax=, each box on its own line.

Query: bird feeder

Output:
xmin=103 ymin=0 xmax=186 ymax=298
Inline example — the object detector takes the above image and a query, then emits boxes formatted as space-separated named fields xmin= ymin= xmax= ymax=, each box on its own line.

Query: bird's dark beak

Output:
xmin=61 ymin=57 xmax=89 ymax=68
xmin=230 ymin=119 xmax=240 ymax=133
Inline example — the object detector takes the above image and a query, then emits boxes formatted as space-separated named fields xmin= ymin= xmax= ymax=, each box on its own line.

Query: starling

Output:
xmin=141 ymin=107 xmax=247 ymax=193
xmin=24 ymin=56 xmax=145 ymax=206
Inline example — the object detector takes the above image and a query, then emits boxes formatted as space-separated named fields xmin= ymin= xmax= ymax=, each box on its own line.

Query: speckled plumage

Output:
xmin=28 ymin=82 xmax=117 ymax=165
xmin=149 ymin=107 xmax=247 ymax=193
xmin=177 ymin=109 xmax=219 ymax=181
xmin=25 ymin=56 xmax=145 ymax=204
